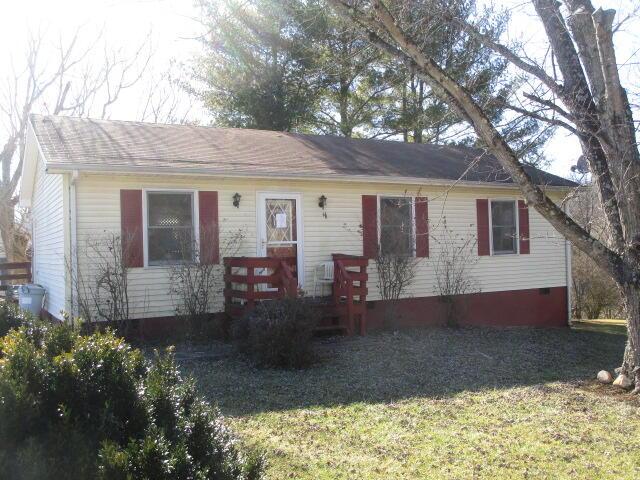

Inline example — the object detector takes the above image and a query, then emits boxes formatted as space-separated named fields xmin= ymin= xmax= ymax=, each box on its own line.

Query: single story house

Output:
xmin=19 ymin=114 xmax=575 ymax=334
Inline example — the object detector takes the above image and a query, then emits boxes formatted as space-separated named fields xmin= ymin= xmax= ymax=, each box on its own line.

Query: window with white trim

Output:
xmin=379 ymin=196 xmax=414 ymax=256
xmin=490 ymin=200 xmax=517 ymax=254
xmin=146 ymin=191 xmax=195 ymax=265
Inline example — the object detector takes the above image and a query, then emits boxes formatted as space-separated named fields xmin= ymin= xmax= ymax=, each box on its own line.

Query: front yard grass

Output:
xmin=180 ymin=327 xmax=640 ymax=479
xmin=571 ymin=318 xmax=627 ymax=336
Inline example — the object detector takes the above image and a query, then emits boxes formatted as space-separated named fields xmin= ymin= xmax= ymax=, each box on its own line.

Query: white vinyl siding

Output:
xmin=73 ymin=173 xmax=568 ymax=319
xmin=31 ymin=157 xmax=67 ymax=318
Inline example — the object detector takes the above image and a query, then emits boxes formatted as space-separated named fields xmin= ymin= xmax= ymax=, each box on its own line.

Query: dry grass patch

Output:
xmin=179 ymin=327 xmax=640 ymax=479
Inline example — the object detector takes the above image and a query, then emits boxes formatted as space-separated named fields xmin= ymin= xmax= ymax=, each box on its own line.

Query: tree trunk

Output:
xmin=621 ymin=284 xmax=640 ymax=386
xmin=413 ymin=80 xmax=425 ymax=143
xmin=401 ymin=82 xmax=408 ymax=142
xmin=0 ymin=201 xmax=15 ymax=261
xmin=339 ymin=77 xmax=352 ymax=137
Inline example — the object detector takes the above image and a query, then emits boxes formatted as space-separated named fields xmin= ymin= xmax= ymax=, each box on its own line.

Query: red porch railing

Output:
xmin=332 ymin=254 xmax=369 ymax=335
xmin=223 ymin=257 xmax=297 ymax=318
xmin=0 ymin=261 xmax=32 ymax=295
xmin=223 ymin=254 xmax=368 ymax=335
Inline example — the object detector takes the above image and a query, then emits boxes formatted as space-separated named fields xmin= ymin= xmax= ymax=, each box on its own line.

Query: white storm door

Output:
xmin=257 ymin=192 xmax=304 ymax=288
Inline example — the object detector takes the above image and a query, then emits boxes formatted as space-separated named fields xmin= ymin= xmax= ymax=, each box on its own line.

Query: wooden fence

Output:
xmin=0 ymin=262 xmax=32 ymax=299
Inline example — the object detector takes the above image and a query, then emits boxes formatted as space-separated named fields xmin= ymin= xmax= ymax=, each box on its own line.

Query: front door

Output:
xmin=257 ymin=193 xmax=304 ymax=288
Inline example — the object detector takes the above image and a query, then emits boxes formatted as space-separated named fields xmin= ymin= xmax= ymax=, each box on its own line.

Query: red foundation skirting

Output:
xmin=131 ymin=286 xmax=568 ymax=338
xmin=40 ymin=309 xmax=56 ymax=321
xmin=46 ymin=286 xmax=567 ymax=340
xmin=128 ymin=315 xmax=193 ymax=339
xmin=366 ymin=286 xmax=568 ymax=330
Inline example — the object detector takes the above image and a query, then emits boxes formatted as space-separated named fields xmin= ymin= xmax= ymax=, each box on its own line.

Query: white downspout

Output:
xmin=564 ymin=203 xmax=572 ymax=325
xmin=68 ymin=170 xmax=79 ymax=319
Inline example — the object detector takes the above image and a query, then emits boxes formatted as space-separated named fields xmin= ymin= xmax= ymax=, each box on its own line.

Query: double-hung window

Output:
xmin=379 ymin=197 xmax=414 ymax=256
xmin=146 ymin=191 xmax=195 ymax=265
xmin=490 ymin=200 xmax=518 ymax=254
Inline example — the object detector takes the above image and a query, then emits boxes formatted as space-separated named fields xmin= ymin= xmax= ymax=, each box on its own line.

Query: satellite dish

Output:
xmin=570 ymin=155 xmax=589 ymax=174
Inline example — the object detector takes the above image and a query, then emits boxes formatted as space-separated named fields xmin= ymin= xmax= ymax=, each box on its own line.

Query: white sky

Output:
xmin=2 ymin=0 xmax=638 ymax=178
xmin=0 ymin=0 xmax=202 ymax=122
xmin=0 ymin=0 xmax=199 ymax=69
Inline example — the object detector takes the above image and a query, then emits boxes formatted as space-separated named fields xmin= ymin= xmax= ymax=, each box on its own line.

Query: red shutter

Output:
xmin=518 ymin=199 xmax=530 ymax=254
xmin=415 ymin=197 xmax=429 ymax=257
xmin=476 ymin=199 xmax=490 ymax=256
xmin=199 ymin=191 xmax=219 ymax=264
xmin=362 ymin=195 xmax=378 ymax=259
xmin=120 ymin=190 xmax=144 ymax=268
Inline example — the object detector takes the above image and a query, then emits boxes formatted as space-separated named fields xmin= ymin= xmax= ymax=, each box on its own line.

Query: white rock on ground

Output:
xmin=597 ymin=370 xmax=613 ymax=384
xmin=612 ymin=374 xmax=632 ymax=389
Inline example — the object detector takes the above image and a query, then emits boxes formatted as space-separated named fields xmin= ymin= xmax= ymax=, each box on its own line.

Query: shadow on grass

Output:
xmin=180 ymin=326 xmax=627 ymax=417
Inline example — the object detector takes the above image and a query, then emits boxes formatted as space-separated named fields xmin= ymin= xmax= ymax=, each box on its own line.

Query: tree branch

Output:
xmin=329 ymin=0 xmax=626 ymax=282
xmin=444 ymin=11 xmax=565 ymax=98
xmin=523 ymin=92 xmax=575 ymax=121
xmin=504 ymin=102 xmax=579 ymax=135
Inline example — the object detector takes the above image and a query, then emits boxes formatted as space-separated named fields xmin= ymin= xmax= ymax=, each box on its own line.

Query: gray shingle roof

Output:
xmin=30 ymin=114 xmax=576 ymax=187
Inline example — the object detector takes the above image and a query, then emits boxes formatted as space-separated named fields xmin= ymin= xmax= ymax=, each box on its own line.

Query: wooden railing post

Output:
xmin=332 ymin=260 xmax=340 ymax=306
xmin=277 ymin=261 xmax=285 ymax=298
xmin=346 ymin=281 xmax=354 ymax=335
xmin=224 ymin=262 xmax=231 ymax=313
xmin=359 ymin=263 xmax=367 ymax=335
xmin=246 ymin=266 xmax=255 ymax=309
xmin=330 ymin=255 xmax=369 ymax=336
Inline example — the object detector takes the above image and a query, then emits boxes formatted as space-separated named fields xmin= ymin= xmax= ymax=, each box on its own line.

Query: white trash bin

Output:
xmin=18 ymin=284 xmax=46 ymax=317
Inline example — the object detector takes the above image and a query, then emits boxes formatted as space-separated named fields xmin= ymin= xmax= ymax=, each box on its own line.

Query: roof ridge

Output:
xmin=28 ymin=115 xmax=501 ymax=155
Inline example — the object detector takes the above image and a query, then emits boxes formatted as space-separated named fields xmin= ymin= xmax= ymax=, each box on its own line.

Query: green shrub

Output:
xmin=233 ymin=297 xmax=319 ymax=368
xmin=0 ymin=311 xmax=264 ymax=480
xmin=0 ymin=301 xmax=30 ymax=337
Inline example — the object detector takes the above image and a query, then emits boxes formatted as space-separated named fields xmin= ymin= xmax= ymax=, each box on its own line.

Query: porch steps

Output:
xmin=313 ymin=298 xmax=366 ymax=336
xmin=311 ymin=298 xmax=342 ymax=334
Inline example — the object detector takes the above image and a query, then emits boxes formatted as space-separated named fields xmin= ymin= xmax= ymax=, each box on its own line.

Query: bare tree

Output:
xmin=169 ymin=225 xmax=245 ymax=337
xmin=65 ymin=233 xmax=135 ymax=334
xmin=66 ymin=250 xmax=96 ymax=327
xmin=375 ymin=249 xmax=418 ymax=328
xmin=375 ymin=197 xmax=418 ymax=327
xmin=139 ymin=61 xmax=197 ymax=125
xmin=0 ymin=28 xmax=153 ymax=261
xmin=433 ymin=218 xmax=479 ymax=327
xmin=569 ymin=182 xmax=621 ymax=319
xmin=572 ymin=249 xmax=620 ymax=319
xmin=86 ymin=233 xmax=132 ymax=335
xmin=329 ymin=0 xmax=640 ymax=391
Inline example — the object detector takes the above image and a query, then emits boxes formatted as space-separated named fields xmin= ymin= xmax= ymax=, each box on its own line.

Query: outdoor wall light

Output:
xmin=233 ymin=192 xmax=242 ymax=208
xmin=318 ymin=195 xmax=327 ymax=218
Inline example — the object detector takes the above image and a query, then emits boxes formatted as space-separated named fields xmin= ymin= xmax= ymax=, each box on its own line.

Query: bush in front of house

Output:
xmin=233 ymin=297 xmax=319 ymax=369
xmin=0 ymin=310 xmax=264 ymax=480
xmin=0 ymin=301 xmax=29 ymax=337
